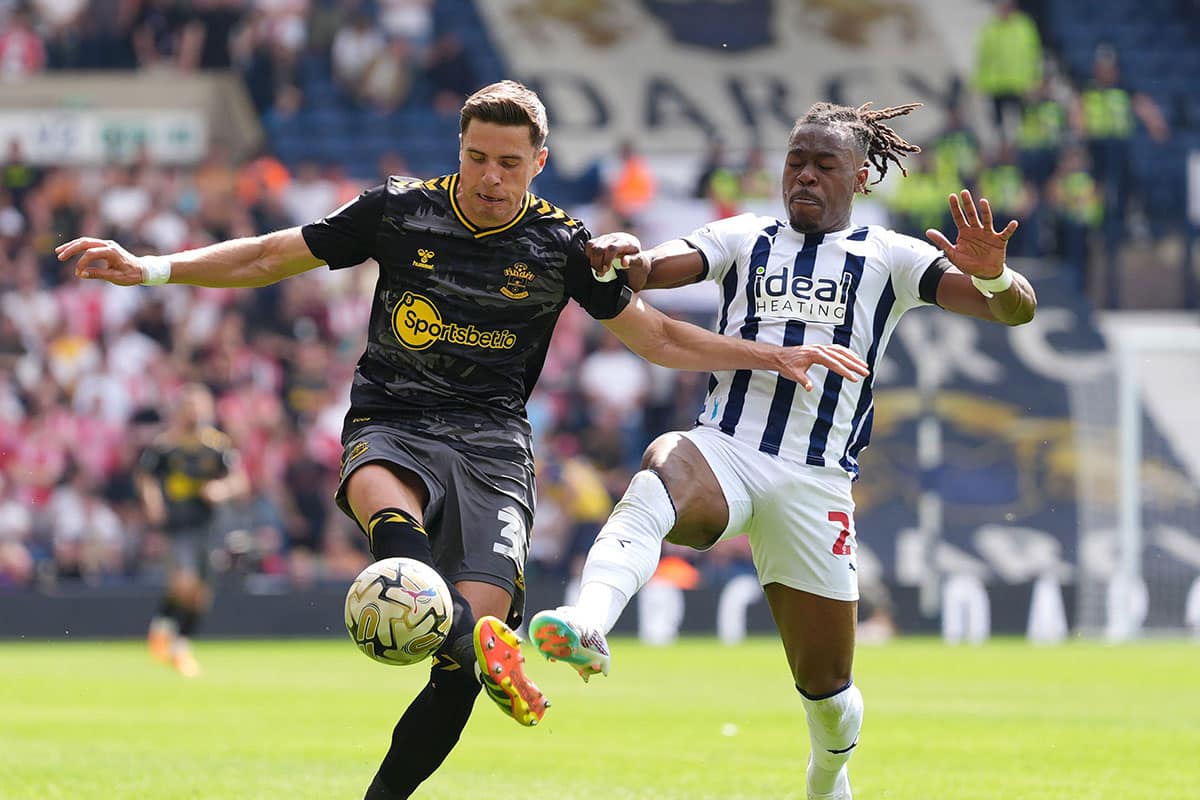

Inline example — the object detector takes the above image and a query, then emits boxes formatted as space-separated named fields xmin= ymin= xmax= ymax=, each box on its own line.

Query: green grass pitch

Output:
xmin=2 ymin=636 xmax=1198 ymax=799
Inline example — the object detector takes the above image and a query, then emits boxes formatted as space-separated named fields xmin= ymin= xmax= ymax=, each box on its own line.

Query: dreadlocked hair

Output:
xmin=796 ymin=101 xmax=923 ymax=193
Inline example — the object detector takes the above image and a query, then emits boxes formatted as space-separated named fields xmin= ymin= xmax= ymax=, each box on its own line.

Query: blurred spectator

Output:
xmin=976 ymin=144 xmax=1039 ymax=258
xmin=358 ymin=36 xmax=416 ymax=113
xmin=282 ymin=160 xmax=337 ymax=226
xmin=48 ymin=463 xmax=126 ymax=583
xmin=1046 ymin=145 xmax=1103 ymax=293
xmin=4 ymin=250 xmax=61 ymax=347
xmin=97 ymin=165 xmax=152 ymax=237
xmin=0 ymin=5 xmax=47 ymax=80
xmin=1072 ymin=43 xmax=1170 ymax=255
xmin=31 ymin=0 xmax=88 ymax=68
xmin=74 ymin=0 xmax=138 ymax=69
xmin=426 ymin=31 xmax=478 ymax=109
xmin=330 ymin=11 xmax=385 ymax=96
xmin=2 ymin=139 xmax=45 ymax=210
xmin=132 ymin=0 xmax=206 ymax=71
xmin=1016 ymin=72 xmax=1070 ymax=188
xmin=192 ymin=0 xmax=245 ymax=70
xmin=739 ymin=145 xmax=775 ymax=201
xmin=692 ymin=138 xmax=728 ymax=200
xmin=972 ymin=0 xmax=1042 ymax=144
xmin=0 ymin=188 xmax=26 ymax=244
xmin=230 ymin=1 xmax=308 ymax=112
xmin=606 ymin=140 xmax=658 ymax=226
xmin=930 ymin=103 xmax=982 ymax=185
xmin=378 ymin=0 xmax=434 ymax=53
xmin=577 ymin=329 xmax=651 ymax=468
xmin=538 ymin=433 xmax=613 ymax=580
xmin=886 ymin=148 xmax=958 ymax=238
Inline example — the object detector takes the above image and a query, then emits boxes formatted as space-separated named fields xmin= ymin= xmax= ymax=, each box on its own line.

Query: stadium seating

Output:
xmin=1045 ymin=0 xmax=1198 ymax=233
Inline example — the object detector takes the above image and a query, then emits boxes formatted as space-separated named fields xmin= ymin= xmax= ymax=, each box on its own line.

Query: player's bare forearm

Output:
xmin=158 ymin=229 xmax=323 ymax=288
xmin=604 ymin=296 xmax=753 ymax=370
xmin=603 ymin=297 xmax=870 ymax=390
xmin=935 ymin=269 xmax=1037 ymax=326
xmin=638 ymin=240 xmax=706 ymax=289
xmin=59 ymin=227 xmax=323 ymax=288
xmin=986 ymin=271 xmax=1037 ymax=325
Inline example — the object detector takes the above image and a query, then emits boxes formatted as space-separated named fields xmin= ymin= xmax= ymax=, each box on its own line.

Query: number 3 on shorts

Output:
xmin=828 ymin=511 xmax=854 ymax=556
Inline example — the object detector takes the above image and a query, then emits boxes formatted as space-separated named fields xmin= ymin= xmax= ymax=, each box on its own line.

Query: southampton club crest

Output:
xmin=501 ymin=262 xmax=536 ymax=300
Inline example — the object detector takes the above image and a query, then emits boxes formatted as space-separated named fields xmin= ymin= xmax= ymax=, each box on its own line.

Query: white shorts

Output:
xmin=681 ymin=426 xmax=859 ymax=602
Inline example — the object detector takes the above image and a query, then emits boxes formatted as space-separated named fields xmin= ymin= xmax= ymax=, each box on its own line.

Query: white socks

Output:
xmin=800 ymin=681 xmax=863 ymax=797
xmin=575 ymin=470 xmax=677 ymax=634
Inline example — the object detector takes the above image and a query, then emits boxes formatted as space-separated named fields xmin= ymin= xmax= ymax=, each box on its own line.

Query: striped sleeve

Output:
xmin=682 ymin=213 xmax=763 ymax=283
xmin=881 ymin=229 xmax=946 ymax=311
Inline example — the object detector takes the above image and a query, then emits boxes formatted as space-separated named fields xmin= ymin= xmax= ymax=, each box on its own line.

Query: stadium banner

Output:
xmin=0 ymin=578 xmax=1058 ymax=640
xmin=0 ymin=110 xmax=208 ymax=166
xmin=853 ymin=267 xmax=1109 ymax=596
xmin=475 ymin=0 xmax=963 ymax=173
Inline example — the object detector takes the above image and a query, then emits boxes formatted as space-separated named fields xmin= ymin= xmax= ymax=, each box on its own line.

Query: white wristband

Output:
xmin=593 ymin=257 xmax=625 ymax=283
xmin=140 ymin=255 xmax=172 ymax=285
xmin=970 ymin=264 xmax=1013 ymax=298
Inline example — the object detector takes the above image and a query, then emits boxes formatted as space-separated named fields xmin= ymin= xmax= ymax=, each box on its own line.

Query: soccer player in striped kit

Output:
xmin=530 ymin=101 xmax=1037 ymax=800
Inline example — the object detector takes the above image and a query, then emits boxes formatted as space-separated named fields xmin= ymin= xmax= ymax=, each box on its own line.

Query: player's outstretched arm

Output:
xmin=602 ymin=296 xmax=869 ymax=390
xmin=56 ymin=227 xmax=325 ymax=289
xmin=925 ymin=189 xmax=1037 ymax=326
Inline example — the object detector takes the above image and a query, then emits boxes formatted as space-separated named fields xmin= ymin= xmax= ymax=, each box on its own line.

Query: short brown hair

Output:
xmin=460 ymin=80 xmax=549 ymax=150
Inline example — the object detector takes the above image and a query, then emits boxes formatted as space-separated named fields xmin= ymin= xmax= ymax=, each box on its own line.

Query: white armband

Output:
xmin=970 ymin=264 xmax=1013 ymax=298
xmin=140 ymin=255 xmax=172 ymax=285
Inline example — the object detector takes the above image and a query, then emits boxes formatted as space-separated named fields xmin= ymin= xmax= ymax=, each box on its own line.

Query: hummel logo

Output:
xmin=848 ymin=563 xmax=856 ymax=572
xmin=616 ymin=539 xmax=631 ymax=548
xmin=412 ymin=248 xmax=435 ymax=269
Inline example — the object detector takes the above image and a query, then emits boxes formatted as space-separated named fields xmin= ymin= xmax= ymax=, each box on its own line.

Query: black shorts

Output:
xmin=165 ymin=524 xmax=214 ymax=581
xmin=335 ymin=419 xmax=535 ymax=626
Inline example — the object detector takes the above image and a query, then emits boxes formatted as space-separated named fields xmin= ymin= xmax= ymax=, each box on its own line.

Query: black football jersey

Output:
xmin=138 ymin=428 xmax=235 ymax=530
xmin=302 ymin=174 xmax=631 ymax=443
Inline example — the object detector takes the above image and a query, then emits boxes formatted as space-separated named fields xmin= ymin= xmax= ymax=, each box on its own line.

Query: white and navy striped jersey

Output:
xmin=684 ymin=213 xmax=946 ymax=478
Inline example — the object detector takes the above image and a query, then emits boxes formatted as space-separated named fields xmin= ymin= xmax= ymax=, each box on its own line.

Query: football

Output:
xmin=344 ymin=557 xmax=454 ymax=666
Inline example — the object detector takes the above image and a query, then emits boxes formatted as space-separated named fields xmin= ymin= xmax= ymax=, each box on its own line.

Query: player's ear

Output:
xmin=534 ymin=147 xmax=548 ymax=176
xmin=855 ymin=162 xmax=869 ymax=194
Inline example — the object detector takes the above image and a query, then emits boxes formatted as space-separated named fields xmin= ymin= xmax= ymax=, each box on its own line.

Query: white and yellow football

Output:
xmin=344 ymin=557 xmax=453 ymax=666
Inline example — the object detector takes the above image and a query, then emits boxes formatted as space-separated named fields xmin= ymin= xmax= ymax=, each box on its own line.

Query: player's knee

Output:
xmin=664 ymin=523 xmax=721 ymax=550
xmin=641 ymin=437 xmax=727 ymax=538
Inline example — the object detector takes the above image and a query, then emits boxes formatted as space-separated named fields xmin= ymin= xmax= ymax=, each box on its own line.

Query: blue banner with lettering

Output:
xmin=851 ymin=268 xmax=1109 ymax=585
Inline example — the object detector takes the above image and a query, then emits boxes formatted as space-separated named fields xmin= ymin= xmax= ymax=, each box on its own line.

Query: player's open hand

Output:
xmin=777 ymin=344 xmax=870 ymax=391
xmin=925 ymin=189 xmax=1018 ymax=279
xmin=56 ymin=237 xmax=146 ymax=286
xmin=586 ymin=232 xmax=650 ymax=290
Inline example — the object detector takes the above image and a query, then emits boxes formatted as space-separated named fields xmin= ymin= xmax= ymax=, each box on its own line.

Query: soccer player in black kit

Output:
xmin=58 ymin=81 xmax=870 ymax=799
xmin=138 ymin=382 xmax=248 ymax=677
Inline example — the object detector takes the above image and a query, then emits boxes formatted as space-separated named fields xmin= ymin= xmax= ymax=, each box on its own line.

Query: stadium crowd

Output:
xmin=0 ymin=0 xmax=1195 ymax=594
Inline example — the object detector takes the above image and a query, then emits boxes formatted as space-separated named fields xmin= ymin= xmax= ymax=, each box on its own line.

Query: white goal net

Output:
xmin=1071 ymin=318 xmax=1200 ymax=639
